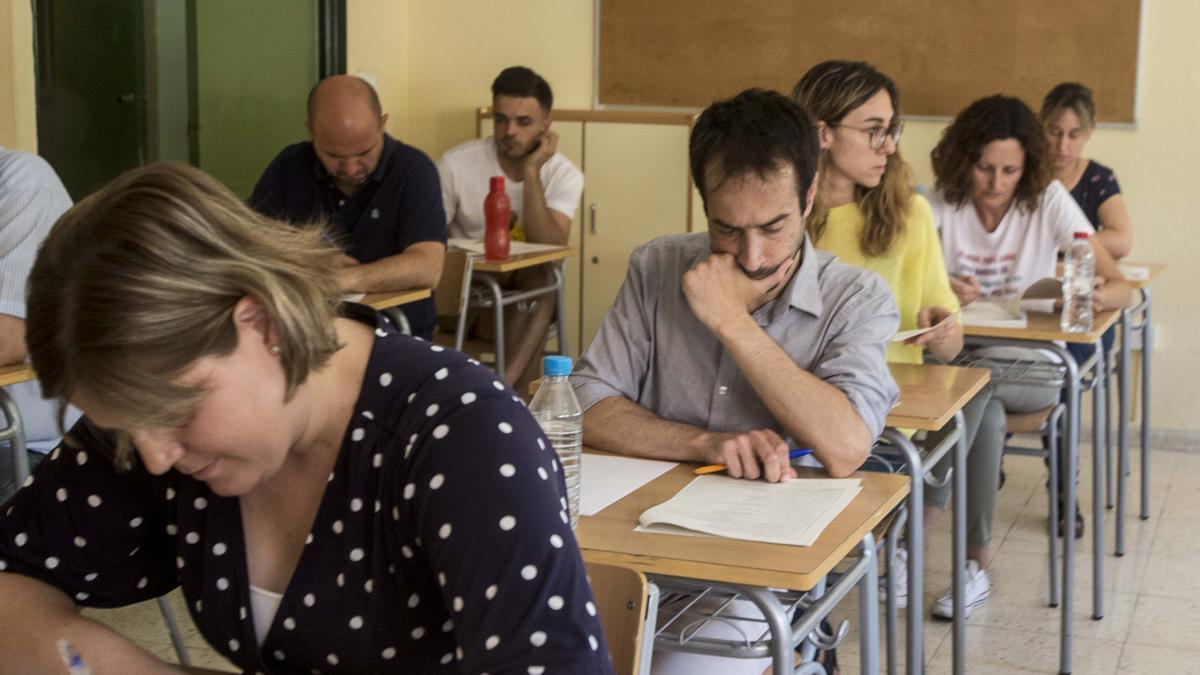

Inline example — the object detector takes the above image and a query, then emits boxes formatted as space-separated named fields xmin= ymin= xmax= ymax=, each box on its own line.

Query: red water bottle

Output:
xmin=484 ymin=176 xmax=511 ymax=260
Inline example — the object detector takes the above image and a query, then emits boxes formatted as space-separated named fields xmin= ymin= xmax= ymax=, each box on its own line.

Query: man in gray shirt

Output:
xmin=572 ymin=89 xmax=899 ymax=480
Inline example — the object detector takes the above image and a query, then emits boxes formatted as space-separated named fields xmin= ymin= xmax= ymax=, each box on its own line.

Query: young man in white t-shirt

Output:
xmin=437 ymin=66 xmax=584 ymax=394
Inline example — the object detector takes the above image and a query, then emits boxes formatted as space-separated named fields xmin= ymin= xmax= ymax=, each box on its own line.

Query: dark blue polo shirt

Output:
xmin=249 ymin=134 xmax=445 ymax=339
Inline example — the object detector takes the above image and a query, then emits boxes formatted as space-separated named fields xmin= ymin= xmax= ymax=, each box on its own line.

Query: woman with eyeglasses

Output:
xmin=793 ymin=61 xmax=999 ymax=621
xmin=1041 ymin=82 xmax=1133 ymax=259
xmin=929 ymin=95 xmax=1132 ymax=598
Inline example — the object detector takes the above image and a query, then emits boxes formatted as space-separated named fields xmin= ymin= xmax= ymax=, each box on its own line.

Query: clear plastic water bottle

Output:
xmin=528 ymin=355 xmax=583 ymax=529
xmin=1061 ymin=232 xmax=1095 ymax=333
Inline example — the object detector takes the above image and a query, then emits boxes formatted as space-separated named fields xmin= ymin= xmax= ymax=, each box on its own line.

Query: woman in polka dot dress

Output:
xmin=0 ymin=163 xmax=612 ymax=674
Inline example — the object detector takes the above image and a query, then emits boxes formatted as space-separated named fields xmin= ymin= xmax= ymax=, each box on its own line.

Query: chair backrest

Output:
xmin=434 ymin=249 xmax=471 ymax=317
xmin=585 ymin=560 xmax=650 ymax=675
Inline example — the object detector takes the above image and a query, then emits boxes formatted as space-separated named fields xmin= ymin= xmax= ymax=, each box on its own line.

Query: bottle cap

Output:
xmin=1073 ymin=231 xmax=1089 ymax=240
xmin=489 ymin=176 xmax=505 ymax=192
xmin=542 ymin=355 xmax=573 ymax=377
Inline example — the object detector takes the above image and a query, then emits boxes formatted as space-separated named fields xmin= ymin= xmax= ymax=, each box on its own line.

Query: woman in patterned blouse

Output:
xmin=0 ymin=163 xmax=612 ymax=674
xmin=1041 ymin=82 xmax=1134 ymax=259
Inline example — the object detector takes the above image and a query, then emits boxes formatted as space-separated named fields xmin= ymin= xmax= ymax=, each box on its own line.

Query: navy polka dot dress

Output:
xmin=0 ymin=306 xmax=613 ymax=674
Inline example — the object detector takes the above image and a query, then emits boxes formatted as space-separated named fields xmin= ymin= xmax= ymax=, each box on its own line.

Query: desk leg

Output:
xmin=0 ymin=391 xmax=29 ymax=483
xmin=879 ymin=429 xmax=923 ymax=675
xmin=1116 ymin=310 xmax=1131 ymax=555
xmin=1052 ymin=344 xmax=1080 ymax=675
xmin=553 ymin=263 xmax=568 ymax=355
xmin=952 ymin=410 xmax=966 ymax=675
xmin=884 ymin=518 xmax=902 ymax=675
xmin=1140 ymin=288 xmax=1153 ymax=520
xmin=1091 ymin=348 xmax=1106 ymax=620
xmin=858 ymin=532 xmax=880 ymax=675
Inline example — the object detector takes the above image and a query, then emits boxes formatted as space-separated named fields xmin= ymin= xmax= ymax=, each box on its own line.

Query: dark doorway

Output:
xmin=33 ymin=0 xmax=346 ymax=200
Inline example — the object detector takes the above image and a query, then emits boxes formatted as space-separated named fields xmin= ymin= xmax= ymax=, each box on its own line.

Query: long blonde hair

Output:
xmin=27 ymin=163 xmax=343 ymax=458
xmin=792 ymin=61 xmax=914 ymax=257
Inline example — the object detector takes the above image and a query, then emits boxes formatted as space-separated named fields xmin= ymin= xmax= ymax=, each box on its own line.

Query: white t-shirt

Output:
xmin=437 ymin=137 xmax=584 ymax=240
xmin=930 ymin=180 xmax=1094 ymax=303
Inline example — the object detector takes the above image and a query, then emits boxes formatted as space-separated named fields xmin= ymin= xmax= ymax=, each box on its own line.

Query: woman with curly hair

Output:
xmin=928 ymin=95 xmax=1131 ymax=616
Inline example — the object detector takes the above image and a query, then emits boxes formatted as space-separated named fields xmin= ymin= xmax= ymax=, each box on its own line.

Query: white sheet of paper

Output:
xmin=580 ymin=454 xmax=678 ymax=516
xmin=961 ymin=298 xmax=1027 ymax=328
xmin=636 ymin=476 xmax=862 ymax=547
xmin=891 ymin=311 xmax=960 ymax=342
xmin=447 ymin=238 xmax=566 ymax=256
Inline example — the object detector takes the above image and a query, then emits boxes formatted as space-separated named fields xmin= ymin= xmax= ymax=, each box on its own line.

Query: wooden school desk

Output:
xmin=963 ymin=308 xmax=1120 ymax=675
xmin=358 ymin=288 xmax=433 ymax=336
xmin=577 ymin=459 xmax=909 ymax=675
xmin=883 ymin=363 xmax=990 ymax=675
xmin=446 ymin=245 xmax=576 ymax=376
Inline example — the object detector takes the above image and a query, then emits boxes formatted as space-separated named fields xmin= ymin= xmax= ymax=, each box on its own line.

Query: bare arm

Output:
xmin=1094 ymin=194 xmax=1133 ymax=259
xmin=0 ymin=314 xmax=26 ymax=365
xmin=0 ymin=573 xmax=180 ymax=674
xmin=682 ymin=253 xmax=880 ymax=478
xmin=713 ymin=312 xmax=873 ymax=477
xmin=519 ymin=130 xmax=571 ymax=246
xmin=1090 ymin=236 xmax=1133 ymax=310
xmin=583 ymin=396 xmax=796 ymax=482
xmin=337 ymin=241 xmax=446 ymax=292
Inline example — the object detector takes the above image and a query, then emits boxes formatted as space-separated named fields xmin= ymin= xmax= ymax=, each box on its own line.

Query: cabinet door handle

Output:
xmin=589 ymin=203 xmax=598 ymax=234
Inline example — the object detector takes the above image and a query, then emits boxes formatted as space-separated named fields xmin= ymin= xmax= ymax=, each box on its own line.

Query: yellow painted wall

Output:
xmin=349 ymin=0 xmax=1200 ymax=433
xmin=0 ymin=0 xmax=36 ymax=150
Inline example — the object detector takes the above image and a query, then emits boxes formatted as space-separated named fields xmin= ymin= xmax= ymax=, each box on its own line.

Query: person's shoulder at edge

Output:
xmin=438 ymin=137 xmax=492 ymax=167
xmin=0 ymin=148 xmax=69 ymax=194
xmin=626 ymin=231 xmax=707 ymax=274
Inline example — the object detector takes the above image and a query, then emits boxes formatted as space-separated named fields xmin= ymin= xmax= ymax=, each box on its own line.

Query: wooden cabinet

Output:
xmin=476 ymin=109 xmax=698 ymax=357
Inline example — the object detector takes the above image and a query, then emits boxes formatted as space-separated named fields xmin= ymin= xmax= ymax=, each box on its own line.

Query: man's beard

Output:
xmin=738 ymin=238 xmax=803 ymax=281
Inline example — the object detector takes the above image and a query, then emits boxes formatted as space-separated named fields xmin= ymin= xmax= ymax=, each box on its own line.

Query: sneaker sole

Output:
xmin=930 ymin=588 xmax=990 ymax=620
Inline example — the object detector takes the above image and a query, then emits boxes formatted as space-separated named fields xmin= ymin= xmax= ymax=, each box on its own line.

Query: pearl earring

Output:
xmin=269 ymin=345 xmax=281 ymax=355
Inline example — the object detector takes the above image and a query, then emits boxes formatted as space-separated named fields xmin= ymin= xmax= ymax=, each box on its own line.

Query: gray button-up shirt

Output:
xmin=572 ymin=232 xmax=899 ymax=450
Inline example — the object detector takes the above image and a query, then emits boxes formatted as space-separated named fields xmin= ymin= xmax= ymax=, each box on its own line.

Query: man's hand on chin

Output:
xmin=682 ymin=252 xmax=795 ymax=332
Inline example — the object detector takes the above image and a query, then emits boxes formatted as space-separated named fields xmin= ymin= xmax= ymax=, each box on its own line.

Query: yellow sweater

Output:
xmin=815 ymin=195 xmax=959 ymax=365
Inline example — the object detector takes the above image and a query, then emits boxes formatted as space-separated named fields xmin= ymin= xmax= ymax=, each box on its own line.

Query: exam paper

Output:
xmin=1118 ymin=264 xmax=1150 ymax=281
xmin=580 ymin=454 xmax=677 ymax=516
xmin=637 ymin=476 xmax=861 ymax=547
xmin=891 ymin=311 xmax=960 ymax=342
xmin=961 ymin=298 xmax=1027 ymax=328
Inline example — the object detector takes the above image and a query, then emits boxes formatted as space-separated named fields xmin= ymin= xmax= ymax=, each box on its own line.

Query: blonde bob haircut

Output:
xmin=792 ymin=60 xmax=914 ymax=257
xmin=27 ymin=162 xmax=343 ymax=454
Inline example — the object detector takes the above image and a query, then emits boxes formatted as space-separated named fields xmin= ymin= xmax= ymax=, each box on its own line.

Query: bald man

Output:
xmin=250 ymin=75 xmax=445 ymax=339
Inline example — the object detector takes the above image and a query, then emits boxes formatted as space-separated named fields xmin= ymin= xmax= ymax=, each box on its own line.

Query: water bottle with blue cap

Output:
xmin=527 ymin=355 xmax=583 ymax=528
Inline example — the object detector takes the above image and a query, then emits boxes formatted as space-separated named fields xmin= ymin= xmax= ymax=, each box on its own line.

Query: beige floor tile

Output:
xmin=1147 ymin=517 xmax=1200 ymax=560
xmin=1127 ymin=594 xmax=1200 ymax=651
xmin=924 ymin=624 xmax=1120 ymax=675
xmin=1118 ymin=642 xmax=1200 ymax=674
xmin=966 ymin=585 xmax=1137 ymax=644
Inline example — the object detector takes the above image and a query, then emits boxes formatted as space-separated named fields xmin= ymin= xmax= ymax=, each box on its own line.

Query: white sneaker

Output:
xmin=878 ymin=546 xmax=908 ymax=609
xmin=931 ymin=560 xmax=990 ymax=620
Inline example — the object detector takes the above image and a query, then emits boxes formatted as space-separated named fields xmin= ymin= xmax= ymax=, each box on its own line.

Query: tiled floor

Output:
xmin=85 ymin=443 xmax=1200 ymax=674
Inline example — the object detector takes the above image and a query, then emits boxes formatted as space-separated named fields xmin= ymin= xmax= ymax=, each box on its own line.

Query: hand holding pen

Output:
xmin=695 ymin=447 xmax=813 ymax=480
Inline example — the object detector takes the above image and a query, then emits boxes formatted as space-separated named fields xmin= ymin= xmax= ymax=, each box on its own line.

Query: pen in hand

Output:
xmin=694 ymin=448 xmax=813 ymax=475
xmin=57 ymin=639 xmax=90 ymax=675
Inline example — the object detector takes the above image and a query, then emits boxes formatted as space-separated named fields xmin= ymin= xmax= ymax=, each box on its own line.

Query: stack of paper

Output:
xmin=636 ymin=476 xmax=861 ymax=547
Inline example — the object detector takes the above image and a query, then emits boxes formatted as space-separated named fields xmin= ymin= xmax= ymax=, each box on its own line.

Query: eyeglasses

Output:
xmin=829 ymin=121 xmax=904 ymax=150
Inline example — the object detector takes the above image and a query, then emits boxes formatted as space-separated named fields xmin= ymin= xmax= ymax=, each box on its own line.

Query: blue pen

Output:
xmin=694 ymin=448 xmax=813 ymax=475
xmin=57 ymin=639 xmax=91 ymax=675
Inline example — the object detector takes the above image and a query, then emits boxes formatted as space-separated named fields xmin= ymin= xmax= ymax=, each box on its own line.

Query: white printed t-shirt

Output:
xmin=930 ymin=180 xmax=1094 ymax=303
xmin=437 ymin=137 xmax=584 ymax=240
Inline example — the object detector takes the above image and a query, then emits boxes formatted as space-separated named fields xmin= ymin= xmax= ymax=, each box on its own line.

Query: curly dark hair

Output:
xmin=931 ymin=95 xmax=1053 ymax=213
